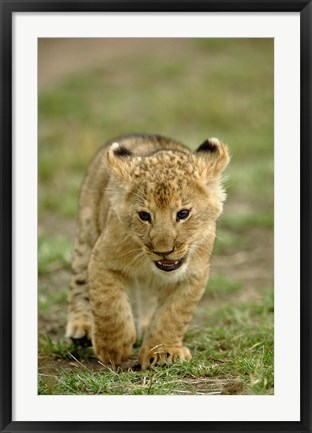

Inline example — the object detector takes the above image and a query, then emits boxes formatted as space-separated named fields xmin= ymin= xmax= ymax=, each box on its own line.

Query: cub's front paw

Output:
xmin=140 ymin=344 xmax=191 ymax=369
xmin=66 ymin=318 xmax=92 ymax=341
xmin=93 ymin=338 xmax=134 ymax=366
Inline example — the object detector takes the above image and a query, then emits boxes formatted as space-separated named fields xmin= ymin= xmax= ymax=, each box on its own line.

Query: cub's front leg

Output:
xmin=140 ymin=275 xmax=207 ymax=369
xmin=88 ymin=246 xmax=136 ymax=366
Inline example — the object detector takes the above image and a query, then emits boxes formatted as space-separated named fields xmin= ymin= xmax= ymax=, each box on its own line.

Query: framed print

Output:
xmin=1 ymin=1 xmax=311 ymax=432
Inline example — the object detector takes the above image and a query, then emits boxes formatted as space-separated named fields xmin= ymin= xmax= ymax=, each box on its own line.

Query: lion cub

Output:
xmin=66 ymin=134 xmax=229 ymax=369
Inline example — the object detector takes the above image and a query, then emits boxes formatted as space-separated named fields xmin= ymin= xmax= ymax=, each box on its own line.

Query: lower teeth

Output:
xmin=158 ymin=261 xmax=179 ymax=266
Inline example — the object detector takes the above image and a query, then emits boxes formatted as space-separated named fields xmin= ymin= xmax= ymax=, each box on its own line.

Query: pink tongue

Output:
xmin=160 ymin=258 xmax=176 ymax=265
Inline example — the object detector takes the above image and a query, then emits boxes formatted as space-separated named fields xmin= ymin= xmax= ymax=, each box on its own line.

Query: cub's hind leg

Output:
xmin=66 ymin=215 xmax=95 ymax=342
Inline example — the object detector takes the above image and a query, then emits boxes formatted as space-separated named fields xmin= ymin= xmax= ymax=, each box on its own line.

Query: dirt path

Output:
xmin=39 ymin=38 xmax=193 ymax=89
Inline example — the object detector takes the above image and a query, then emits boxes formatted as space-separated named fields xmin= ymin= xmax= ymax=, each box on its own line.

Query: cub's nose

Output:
xmin=152 ymin=247 xmax=175 ymax=257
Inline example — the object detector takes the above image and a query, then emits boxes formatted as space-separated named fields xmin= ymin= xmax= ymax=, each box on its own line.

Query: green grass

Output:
xmin=38 ymin=38 xmax=274 ymax=395
xmin=221 ymin=211 xmax=274 ymax=230
xmin=205 ymin=274 xmax=243 ymax=296
xmin=39 ymin=335 xmax=93 ymax=361
xmin=38 ymin=233 xmax=72 ymax=275
xmin=38 ymin=288 xmax=273 ymax=395
xmin=39 ymin=287 xmax=67 ymax=314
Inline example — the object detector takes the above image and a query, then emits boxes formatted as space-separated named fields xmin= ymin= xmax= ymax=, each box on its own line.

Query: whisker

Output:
xmin=189 ymin=246 xmax=201 ymax=260
xmin=189 ymin=242 xmax=218 ymax=261
xmin=118 ymin=248 xmax=143 ymax=259
xmin=123 ymin=251 xmax=146 ymax=274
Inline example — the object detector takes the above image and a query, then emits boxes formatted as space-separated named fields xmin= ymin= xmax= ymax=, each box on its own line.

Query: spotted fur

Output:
xmin=66 ymin=134 xmax=230 ymax=368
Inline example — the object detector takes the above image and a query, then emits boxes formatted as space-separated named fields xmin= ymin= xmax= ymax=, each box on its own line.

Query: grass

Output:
xmin=38 ymin=38 xmax=274 ymax=395
xmin=38 ymin=233 xmax=72 ymax=275
xmin=38 ymin=286 xmax=273 ymax=395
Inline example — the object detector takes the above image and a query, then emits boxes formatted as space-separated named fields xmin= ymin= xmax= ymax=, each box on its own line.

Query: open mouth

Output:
xmin=154 ymin=256 xmax=186 ymax=272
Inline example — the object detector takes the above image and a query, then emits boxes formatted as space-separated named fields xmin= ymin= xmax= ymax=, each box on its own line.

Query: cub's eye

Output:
xmin=138 ymin=211 xmax=151 ymax=223
xmin=176 ymin=209 xmax=190 ymax=221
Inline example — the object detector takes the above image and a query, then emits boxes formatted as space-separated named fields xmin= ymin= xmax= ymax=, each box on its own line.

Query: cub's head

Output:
xmin=104 ymin=138 xmax=230 ymax=275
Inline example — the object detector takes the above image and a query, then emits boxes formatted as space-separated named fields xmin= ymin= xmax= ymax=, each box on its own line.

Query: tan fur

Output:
xmin=66 ymin=134 xmax=230 ymax=369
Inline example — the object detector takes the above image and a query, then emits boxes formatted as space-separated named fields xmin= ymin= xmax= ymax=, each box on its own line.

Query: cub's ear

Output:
xmin=104 ymin=142 xmax=134 ymax=184
xmin=195 ymin=137 xmax=230 ymax=178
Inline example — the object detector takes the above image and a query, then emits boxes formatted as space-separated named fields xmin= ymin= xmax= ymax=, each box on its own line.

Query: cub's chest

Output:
xmin=126 ymin=275 xmax=158 ymax=336
xmin=126 ymin=274 xmax=158 ymax=299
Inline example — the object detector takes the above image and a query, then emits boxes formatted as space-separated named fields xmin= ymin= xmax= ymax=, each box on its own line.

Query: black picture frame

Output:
xmin=1 ymin=1 xmax=311 ymax=432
